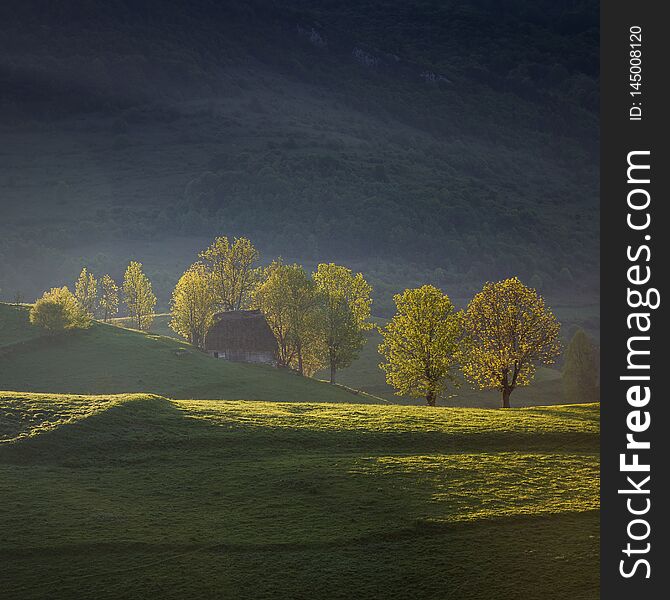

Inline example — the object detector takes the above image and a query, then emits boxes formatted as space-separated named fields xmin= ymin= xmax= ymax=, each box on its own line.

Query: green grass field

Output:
xmin=0 ymin=392 xmax=599 ymax=599
xmin=0 ymin=304 xmax=376 ymax=404
xmin=111 ymin=313 xmax=174 ymax=338
xmin=0 ymin=303 xmax=45 ymax=349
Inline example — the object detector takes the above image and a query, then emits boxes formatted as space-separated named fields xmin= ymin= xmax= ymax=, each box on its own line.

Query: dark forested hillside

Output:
xmin=0 ymin=0 xmax=599 ymax=314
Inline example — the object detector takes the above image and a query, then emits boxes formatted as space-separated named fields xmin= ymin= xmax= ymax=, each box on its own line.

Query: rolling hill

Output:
xmin=141 ymin=312 xmax=588 ymax=407
xmin=0 ymin=391 xmax=599 ymax=599
xmin=0 ymin=303 xmax=377 ymax=403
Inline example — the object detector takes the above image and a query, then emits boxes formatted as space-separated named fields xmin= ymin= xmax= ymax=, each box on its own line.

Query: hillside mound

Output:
xmin=0 ymin=303 xmax=379 ymax=403
xmin=1 ymin=392 xmax=599 ymax=599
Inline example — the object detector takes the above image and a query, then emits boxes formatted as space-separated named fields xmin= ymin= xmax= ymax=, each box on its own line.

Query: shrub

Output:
xmin=29 ymin=287 xmax=92 ymax=333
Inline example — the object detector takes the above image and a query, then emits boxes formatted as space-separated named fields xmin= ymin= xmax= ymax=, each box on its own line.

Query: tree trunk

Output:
xmin=297 ymin=349 xmax=304 ymax=376
xmin=501 ymin=387 xmax=512 ymax=408
xmin=330 ymin=362 xmax=336 ymax=385
xmin=426 ymin=391 xmax=436 ymax=407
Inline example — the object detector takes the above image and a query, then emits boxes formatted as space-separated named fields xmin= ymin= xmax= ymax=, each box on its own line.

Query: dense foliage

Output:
xmin=200 ymin=236 xmax=260 ymax=312
xmin=313 ymin=263 xmax=374 ymax=383
xmin=252 ymin=261 xmax=324 ymax=374
xmin=98 ymin=274 xmax=120 ymax=323
xmin=169 ymin=263 xmax=217 ymax=348
xmin=122 ymin=261 xmax=157 ymax=331
xmin=0 ymin=0 xmax=599 ymax=318
xmin=29 ymin=287 xmax=91 ymax=333
xmin=74 ymin=268 xmax=97 ymax=318
xmin=379 ymin=285 xmax=460 ymax=405
xmin=460 ymin=277 xmax=561 ymax=407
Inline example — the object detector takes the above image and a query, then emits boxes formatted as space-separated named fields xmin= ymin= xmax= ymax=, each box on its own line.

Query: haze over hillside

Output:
xmin=0 ymin=0 xmax=599 ymax=316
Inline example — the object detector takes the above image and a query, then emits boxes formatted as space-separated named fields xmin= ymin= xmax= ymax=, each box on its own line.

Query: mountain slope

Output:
xmin=0 ymin=0 xmax=599 ymax=313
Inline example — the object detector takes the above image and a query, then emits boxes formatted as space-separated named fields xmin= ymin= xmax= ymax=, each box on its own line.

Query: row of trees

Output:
xmin=170 ymin=236 xmax=373 ymax=380
xmin=30 ymin=262 xmax=157 ymax=333
xmin=28 ymin=234 xmax=595 ymax=409
xmin=378 ymin=278 xmax=562 ymax=408
xmin=169 ymin=236 xmax=569 ymax=407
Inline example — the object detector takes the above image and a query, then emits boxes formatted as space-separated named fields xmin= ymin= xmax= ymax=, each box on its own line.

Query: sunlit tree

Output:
xmin=313 ymin=263 xmax=372 ymax=384
xmin=253 ymin=260 xmax=324 ymax=374
xmin=122 ymin=261 xmax=156 ymax=331
xmin=30 ymin=287 xmax=91 ymax=333
xmin=74 ymin=268 xmax=97 ymax=317
xmin=379 ymin=285 xmax=460 ymax=406
xmin=199 ymin=236 xmax=260 ymax=311
xmin=98 ymin=274 xmax=119 ymax=323
xmin=170 ymin=263 xmax=217 ymax=348
xmin=460 ymin=277 xmax=560 ymax=408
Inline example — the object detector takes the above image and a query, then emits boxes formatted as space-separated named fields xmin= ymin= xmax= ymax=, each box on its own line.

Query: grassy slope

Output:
xmin=0 ymin=303 xmax=44 ymax=349
xmin=144 ymin=313 xmax=577 ymax=407
xmin=0 ymin=392 xmax=599 ymax=599
xmin=0 ymin=304 xmax=375 ymax=403
xmin=112 ymin=313 xmax=175 ymax=338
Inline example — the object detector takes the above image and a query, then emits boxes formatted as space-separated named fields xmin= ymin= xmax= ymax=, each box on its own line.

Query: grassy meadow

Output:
xmin=0 ymin=302 xmax=599 ymax=598
xmin=131 ymin=312 xmax=577 ymax=408
xmin=1 ymin=3 xmax=600 ymax=597
xmin=0 ymin=304 xmax=376 ymax=404
xmin=316 ymin=328 xmax=566 ymax=407
xmin=0 ymin=392 xmax=599 ymax=599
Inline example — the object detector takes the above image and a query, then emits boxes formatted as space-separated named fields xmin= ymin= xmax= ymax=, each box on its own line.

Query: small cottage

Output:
xmin=204 ymin=310 xmax=278 ymax=366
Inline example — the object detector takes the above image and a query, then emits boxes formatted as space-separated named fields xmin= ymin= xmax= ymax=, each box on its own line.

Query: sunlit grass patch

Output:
xmin=351 ymin=452 xmax=599 ymax=523
xmin=174 ymin=399 xmax=599 ymax=436
xmin=0 ymin=392 xmax=599 ymax=598
xmin=0 ymin=391 xmax=134 ymax=442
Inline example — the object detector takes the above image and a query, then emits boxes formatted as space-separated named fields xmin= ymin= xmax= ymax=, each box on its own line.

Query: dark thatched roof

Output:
xmin=204 ymin=310 xmax=278 ymax=355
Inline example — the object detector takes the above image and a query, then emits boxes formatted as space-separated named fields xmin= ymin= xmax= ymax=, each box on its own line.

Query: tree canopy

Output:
xmin=29 ymin=286 xmax=92 ymax=333
xmin=170 ymin=263 xmax=217 ymax=349
xmin=379 ymin=285 xmax=460 ymax=406
xmin=199 ymin=236 xmax=260 ymax=312
xmin=99 ymin=274 xmax=119 ymax=323
xmin=253 ymin=260 xmax=324 ymax=375
xmin=74 ymin=268 xmax=97 ymax=317
xmin=313 ymin=263 xmax=373 ymax=384
xmin=460 ymin=277 xmax=560 ymax=408
xmin=122 ymin=261 xmax=156 ymax=331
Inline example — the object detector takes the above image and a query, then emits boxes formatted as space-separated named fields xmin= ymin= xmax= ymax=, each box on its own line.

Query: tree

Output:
xmin=460 ymin=277 xmax=561 ymax=408
xmin=253 ymin=261 xmax=324 ymax=374
xmin=99 ymin=274 xmax=119 ymax=323
xmin=562 ymin=329 xmax=599 ymax=403
xmin=74 ymin=268 xmax=97 ymax=317
xmin=29 ymin=287 xmax=91 ymax=333
xmin=169 ymin=263 xmax=217 ymax=348
xmin=313 ymin=263 xmax=372 ymax=384
xmin=379 ymin=285 xmax=461 ymax=406
xmin=122 ymin=261 xmax=156 ymax=331
xmin=199 ymin=236 xmax=260 ymax=311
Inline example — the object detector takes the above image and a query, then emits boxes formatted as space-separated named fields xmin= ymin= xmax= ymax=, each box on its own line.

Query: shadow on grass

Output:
xmin=0 ymin=395 xmax=599 ymax=467
xmin=1 ymin=511 xmax=600 ymax=600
